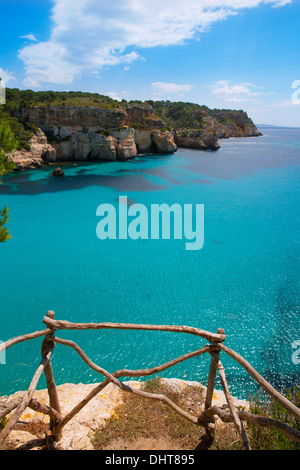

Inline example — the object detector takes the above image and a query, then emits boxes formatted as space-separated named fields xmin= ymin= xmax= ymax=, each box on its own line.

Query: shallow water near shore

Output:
xmin=0 ymin=127 xmax=299 ymax=399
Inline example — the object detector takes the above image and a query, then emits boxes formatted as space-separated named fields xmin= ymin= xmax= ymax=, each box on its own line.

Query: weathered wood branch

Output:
xmin=0 ymin=397 xmax=22 ymax=420
xmin=41 ymin=311 xmax=62 ymax=435
xmin=219 ymin=343 xmax=300 ymax=421
xmin=199 ymin=405 xmax=300 ymax=443
xmin=51 ymin=338 xmax=208 ymax=436
xmin=0 ymin=344 xmax=54 ymax=445
xmin=210 ymin=351 xmax=251 ymax=450
xmin=203 ymin=328 xmax=224 ymax=438
xmin=0 ymin=396 xmax=62 ymax=422
xmin=2 ymin=315 xmax=300 ymax=450
xmin=43 ymin=317 xmax=226 ymax=343
xmin=0 ymin=329 xmax=51 ymax=354
xmin=48 ymin=345 xmax=211 ymax=436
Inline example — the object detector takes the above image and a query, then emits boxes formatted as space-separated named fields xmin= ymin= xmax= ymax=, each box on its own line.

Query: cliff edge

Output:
xmin=1 ymin=378 xmax=248 ymax=450
xmin=3 ymin=90 xmax=261 ymax=169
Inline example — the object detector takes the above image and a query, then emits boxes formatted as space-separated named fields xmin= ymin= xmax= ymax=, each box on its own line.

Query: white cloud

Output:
xmin=211 ymin=80 xmax=261 ymax=103
xmin=20 ymin=34 xmax=38 ymax=42
xmin=151 ymin=82 xmax=193 ymax=95
xmin=18 ymin=0 xmax=292 ymax=87
xmin=20 ymin=41 xmax=82 ymax=87
xmin=105 ymin=92 xmax=122 ymax=101
xmin=0 ymin=67 xmax=15 ymax=85
xmin=265 ymin=0 xmax=292 ymax=6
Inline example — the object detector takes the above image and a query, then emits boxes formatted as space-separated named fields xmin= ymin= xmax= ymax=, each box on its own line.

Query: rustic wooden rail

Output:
xmin=0 ymin=310 xmax=300 ymax=450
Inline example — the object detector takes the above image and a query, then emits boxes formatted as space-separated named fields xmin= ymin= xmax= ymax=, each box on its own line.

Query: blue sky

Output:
xmin=0 ymin=0 xmax=300 ymax=126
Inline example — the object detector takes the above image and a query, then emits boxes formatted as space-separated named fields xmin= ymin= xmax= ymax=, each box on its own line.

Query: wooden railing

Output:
xmin=0 ymin=311 xmax=300 ymax=450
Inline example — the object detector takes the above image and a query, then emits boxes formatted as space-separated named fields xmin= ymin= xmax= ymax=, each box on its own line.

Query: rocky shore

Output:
xmin=7 ymin=103 xmax=261 ymax=170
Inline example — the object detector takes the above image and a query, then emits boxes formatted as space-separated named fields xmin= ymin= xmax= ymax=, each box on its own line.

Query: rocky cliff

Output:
xmin=8 ymin=102 xmax=261 ymax=169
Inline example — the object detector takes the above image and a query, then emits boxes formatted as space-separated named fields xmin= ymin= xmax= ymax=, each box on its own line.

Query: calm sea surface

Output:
xmin=0 ymin=127 xmax=299 ymax=399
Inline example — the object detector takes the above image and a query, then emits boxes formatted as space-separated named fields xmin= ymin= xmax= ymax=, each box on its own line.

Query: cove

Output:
xmin=0 ymin=127 xmax=299 ymax=399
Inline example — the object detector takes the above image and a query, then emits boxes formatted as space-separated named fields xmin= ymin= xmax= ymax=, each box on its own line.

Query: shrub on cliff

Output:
xmin=248 ymin=385 xmax=300 ymax=450
xmin=0 ymin=108 xmax=33 ymax=151
xmin=4 ymin=88 xmax=121 ymax=111
xmin=0 ymin=108 xmax=18 ymax=242
xmin=0 ymin=206 xmax=11 ymax=242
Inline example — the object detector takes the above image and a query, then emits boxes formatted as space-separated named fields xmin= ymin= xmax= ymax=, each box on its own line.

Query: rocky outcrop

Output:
xmin=212 ymin=110 xmax=262 ymax=138
xmin=135 ymin=129 xmax=153 ymax=153
xmin=152 ymin=130 xmax=177 ymax=153
xmin=15 ymin=106 xmax=129 ymax=131
xmin=50 ymin=167 xmax=64 ymax=177
xmin=48 ymin=132 xmax=118 ymax=162
xmin=175 ymin=129 xmax=220 ymax=151
xmin=111 ymin=127 xmax=137 ymax=160
xmin=8 ymin=130 xmax=56 ymax=170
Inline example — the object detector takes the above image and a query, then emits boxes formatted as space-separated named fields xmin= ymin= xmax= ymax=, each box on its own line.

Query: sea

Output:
xmin=0 ymin=126 xmax=299 ymax=400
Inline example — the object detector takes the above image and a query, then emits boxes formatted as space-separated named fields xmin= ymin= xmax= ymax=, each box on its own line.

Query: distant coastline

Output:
xmin=1 ymin=88 xmax=262 ymax=170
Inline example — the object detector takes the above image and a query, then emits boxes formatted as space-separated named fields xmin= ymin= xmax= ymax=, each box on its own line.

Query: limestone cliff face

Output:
xmin=10 ymin=103 xmax=261 ymax=168
xmin=173 ymin=112 xmax=261 ymax=151
xmin=175 ymin=128 xmax=220 ymax=151
xmin=13 ymin=105 xmax=177 ymax=167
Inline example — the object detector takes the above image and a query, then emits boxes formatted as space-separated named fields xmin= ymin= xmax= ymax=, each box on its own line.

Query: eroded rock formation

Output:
xmin=8 ymin=103 xmax=261 ymax=169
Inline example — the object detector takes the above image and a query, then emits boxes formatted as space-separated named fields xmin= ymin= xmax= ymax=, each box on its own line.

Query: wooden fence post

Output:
xmin=41 ymin=311 xmax=62 ymax=439
xmin=203 ymin=328 xmax=225 ymax=440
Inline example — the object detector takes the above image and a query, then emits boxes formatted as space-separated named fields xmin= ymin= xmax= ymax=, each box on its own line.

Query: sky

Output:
xmin=0 ymin=0 xmax=300 ymax=126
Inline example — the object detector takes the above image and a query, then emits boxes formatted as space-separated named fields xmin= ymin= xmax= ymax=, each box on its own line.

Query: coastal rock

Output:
xmin=111 ymin=127 xmax=137 ymax=160
xmin=16 ymin=106 xmax=128 ymax=131
xmin=50 ymin=167 xmax=64 ymax=177
xmin=175 ymin=129 xmax=220 ymax=151
xmin=8 ymin=130 xmax=56 ymax=169
xmin=151 ymin=130 xmax=177 ymax=153
xmin=135 ymin=129 xmax=153 ymax=153
xmin=9 ymin=103 xmax=261 ymax=169
xmin=212 ymin=110 xmax=262 ymax=138
xmin=125 ymin=104 xmax=165 ymax=130
xmin=50 ymin=132 xmax=118 ymax=161
xmin=5 ymin=430 xmax=41 ymax=450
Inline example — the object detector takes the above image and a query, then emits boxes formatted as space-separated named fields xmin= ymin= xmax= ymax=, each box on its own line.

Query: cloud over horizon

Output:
xmin=211 ymin=80 xmax=261 ymax=103
xmin=18 ymin=0 xmax=292 ymax=88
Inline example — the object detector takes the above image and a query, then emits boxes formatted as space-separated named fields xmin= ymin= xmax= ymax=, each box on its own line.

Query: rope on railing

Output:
xmin=0 ymin=310 xmax=300 ymax=450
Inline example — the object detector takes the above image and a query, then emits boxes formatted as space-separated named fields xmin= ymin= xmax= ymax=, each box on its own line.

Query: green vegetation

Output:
xmin=0 ymin=206 xmax=11 ymax=242
xmin=92 ymin=377 xmax=246 ymax=450
xmin=92 ymin=378 xmax=300 ymax=451
xmin=0 ymin=107 xmax=33 ymax=152
xmin=92 ymin=377 xmax=211 ymax=450
xmin=4 ymin=88 xmax=122 ymax=113
xmin=3 ymin=88 xmax=253 ymax=134
xmin=0 ymin=107 xmax=24 ymax=242
xmin=145 ymin=100 xmax=206 ymax=129
xmin=0 ymin=416 xmax=8 ymax=431
xmin=248 ymin=386 xmax=300 ymax=450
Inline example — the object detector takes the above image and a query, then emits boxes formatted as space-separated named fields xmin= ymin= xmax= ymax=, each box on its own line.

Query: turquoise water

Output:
xmin=0 ymin=127 xmax=299 ymax=399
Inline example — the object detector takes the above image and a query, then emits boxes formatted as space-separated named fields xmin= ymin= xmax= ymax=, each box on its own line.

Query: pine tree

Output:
xmin=0 ymin=206 xmax=11 ymax=242
xmin=0 ymin=110 xmax=16 ymax=242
